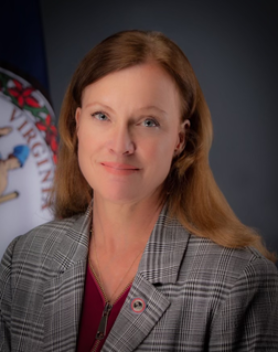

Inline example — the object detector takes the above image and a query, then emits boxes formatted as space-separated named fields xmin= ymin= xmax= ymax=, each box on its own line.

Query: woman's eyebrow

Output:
xmin=84 ymin=102 xmax=114 ymax=111
xmin=84 ymin=103 xmax=168 ymax=117
xmin=136 ymin=105 xmax=168 ymax=116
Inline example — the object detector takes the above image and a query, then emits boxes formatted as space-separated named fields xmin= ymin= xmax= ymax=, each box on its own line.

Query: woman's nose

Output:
xmin=108 ymin=124 xmax=135 ymax=155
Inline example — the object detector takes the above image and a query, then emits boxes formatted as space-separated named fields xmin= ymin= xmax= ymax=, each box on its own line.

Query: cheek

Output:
xmin=77 ymin=124 xmax=100 ymax=154
xmin=144 ymin=136 xmax=176 ymax=169
xmin=76 ymin=127 xmax=96 ymax=174
xmin=159 ymin=133 xmax=177 ymax=156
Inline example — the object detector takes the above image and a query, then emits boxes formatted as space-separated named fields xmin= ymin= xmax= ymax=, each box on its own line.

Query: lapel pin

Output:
xmin=131 ymin=298 xmax=146 ymax=313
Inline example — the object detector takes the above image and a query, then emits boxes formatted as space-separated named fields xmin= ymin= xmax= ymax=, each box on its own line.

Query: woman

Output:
xmin=1 ymin=30 xmax=278 ymax=352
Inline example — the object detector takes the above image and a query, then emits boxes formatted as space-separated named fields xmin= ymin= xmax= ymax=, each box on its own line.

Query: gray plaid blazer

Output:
xmin=1 ymin=205 xmax=278 ymax=352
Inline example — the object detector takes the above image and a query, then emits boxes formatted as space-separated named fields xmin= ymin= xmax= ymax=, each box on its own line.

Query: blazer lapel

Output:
xmin=43 ymin=209 xmax=91 ymax=352
xmin=103 ymin=206 xmax=191 ymax=352
xmin=102 ymin=274 xmax=170 ymax=352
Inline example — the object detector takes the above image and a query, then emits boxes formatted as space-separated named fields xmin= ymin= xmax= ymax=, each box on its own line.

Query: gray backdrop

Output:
xmin=39 ymin=0 xmax=278 ymax=255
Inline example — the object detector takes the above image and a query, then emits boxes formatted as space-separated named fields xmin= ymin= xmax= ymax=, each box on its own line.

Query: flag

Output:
xmin=0 ymin=0 xmax=57 ymax=258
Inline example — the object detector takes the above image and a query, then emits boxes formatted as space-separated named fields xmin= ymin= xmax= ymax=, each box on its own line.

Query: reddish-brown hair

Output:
xmin=53 ymin=30 xmax=275 ymax=262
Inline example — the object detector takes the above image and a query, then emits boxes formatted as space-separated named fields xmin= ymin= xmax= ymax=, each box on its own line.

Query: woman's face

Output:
xmin=75 ymin=63 xmax=186 ymax=205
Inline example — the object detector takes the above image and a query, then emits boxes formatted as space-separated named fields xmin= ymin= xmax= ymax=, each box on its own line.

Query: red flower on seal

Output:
xmin=8 ymin=79 xmax=40 ymax=108
xmin=36 ymin=114 xmax=58 ymax=164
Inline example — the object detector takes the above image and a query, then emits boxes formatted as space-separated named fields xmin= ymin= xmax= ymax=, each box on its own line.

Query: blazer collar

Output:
xmin=53 ymin=203 xmax=191 ymax=282
xmin=138 ymin=204 xmax=191 ymax=284
xmin=103 ymin=205 xmax=191 ymax=352
xmin=44 ymin=203 xmax=190 ymax=352
xmin=43 ymin=207 xmax=92 ymax=351
xmin=52 ymin=202 xmax=191 ymax=282
xmin=52 ymin=205 xmax=92 ymax=273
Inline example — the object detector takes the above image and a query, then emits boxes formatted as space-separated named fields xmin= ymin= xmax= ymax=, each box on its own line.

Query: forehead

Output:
xmin=81 ymin=63 xmax=183 ymax=114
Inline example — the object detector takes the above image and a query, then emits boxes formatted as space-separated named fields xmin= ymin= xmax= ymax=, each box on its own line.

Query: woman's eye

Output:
xmin=92 ymin=112 xmax=108 ymax=121
xmin=142 ymin=118 xmax=159 ymax=127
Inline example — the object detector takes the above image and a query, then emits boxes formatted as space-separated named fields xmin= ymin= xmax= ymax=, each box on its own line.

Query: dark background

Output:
xmin=39 ymin=0 xmax=278 ymax=254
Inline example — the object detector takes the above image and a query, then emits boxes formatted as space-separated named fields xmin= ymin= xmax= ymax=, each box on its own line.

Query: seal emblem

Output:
xmin=0 ymin=67 xmax=57 ymax=257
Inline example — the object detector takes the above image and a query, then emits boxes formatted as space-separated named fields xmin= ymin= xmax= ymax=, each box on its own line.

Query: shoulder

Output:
xmin=180 ymin=233 xmax=278 ymax=297
xmin=0 ymin=211 xmax=90 ymax=280
xmin=155 ymin=207 xmax=278 ymax=288
xmin=3 ymin=214 xmax=81 ymax=257
xmin=162 ymin=209 xmax=278 ymax=281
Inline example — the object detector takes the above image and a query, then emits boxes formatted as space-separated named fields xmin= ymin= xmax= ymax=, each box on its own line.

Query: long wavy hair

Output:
xmin=53 ymin=30 xmax=275 ymax=262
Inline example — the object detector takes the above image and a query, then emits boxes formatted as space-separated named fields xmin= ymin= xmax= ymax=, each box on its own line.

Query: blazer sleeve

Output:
xmin=209 ymin=255 xmax=278 ymax=351
xmin=0 ymin=237 xmax=19 ymax=352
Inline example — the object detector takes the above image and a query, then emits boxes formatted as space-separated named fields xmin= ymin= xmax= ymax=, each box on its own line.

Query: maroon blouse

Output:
xmin=77 ymin=263 xmax=131 ymax=352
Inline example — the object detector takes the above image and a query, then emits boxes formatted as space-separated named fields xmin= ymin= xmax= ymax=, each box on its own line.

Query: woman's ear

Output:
xmin=174 ymin=119 xmax=190 ymax=156
xmin=75 ymin=107 xmax=81 ymax=130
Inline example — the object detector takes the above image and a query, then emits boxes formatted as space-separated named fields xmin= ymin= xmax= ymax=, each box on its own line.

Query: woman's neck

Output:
xmin=92 ymin=193 xmax=163 ymax=254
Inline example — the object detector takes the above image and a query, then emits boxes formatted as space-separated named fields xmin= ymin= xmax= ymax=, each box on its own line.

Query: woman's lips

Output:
xmin=101 ymin=162 xmax=140 ymax=175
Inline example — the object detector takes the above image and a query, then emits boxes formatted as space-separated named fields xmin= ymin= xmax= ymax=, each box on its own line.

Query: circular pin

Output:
xmin=131 ymin=298 xmax=146 ymax=313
